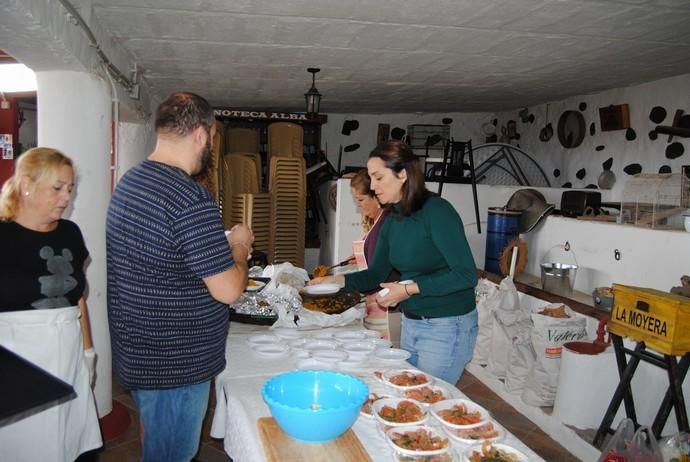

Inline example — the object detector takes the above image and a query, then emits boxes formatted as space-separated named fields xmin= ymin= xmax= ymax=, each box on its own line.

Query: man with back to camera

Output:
xmin=106 ymin=91 xmax=253 ymax=462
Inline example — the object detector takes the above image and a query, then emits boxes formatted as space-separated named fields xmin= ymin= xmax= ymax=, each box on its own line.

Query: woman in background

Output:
xmin=0 ymin=147 xmax=102 ymax=461
xmin=312 ymin=140 xmax=478 ymax=384
xmin=349 ymin=169 xmax=401 ymax=343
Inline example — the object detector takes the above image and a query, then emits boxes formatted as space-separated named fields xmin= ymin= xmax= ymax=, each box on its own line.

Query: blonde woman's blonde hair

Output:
xmin=0 ymin=147 xmax=74 ymax=221
xmin=350 ymin=168 xmax=376 ymax=232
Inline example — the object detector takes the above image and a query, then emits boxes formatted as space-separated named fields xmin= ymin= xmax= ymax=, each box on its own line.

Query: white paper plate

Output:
xmin=311 ymin=349 xmax=348 ymax=362
xmin=343 ymin=342 xmax=375 ymax=359
xmin=375 ymin=348 xmax=412 ymax=363
xmin=303 ymin=339 xmax=338 ymax=351
xmin=253 ymin=343 xmax=289 ymax=358
xmin=339 ymin=357 xmax=369 ymax=369
xmin=303 ymin=283 xmax=341 ymax=295
xmin=386 ymin=425 xmax=451 ymax=457
xmin=271 ymin=327 xmax=302 ymax=339
xmin=363 ymin=329 xmax=381 ymax=339
xmin=296 ymin=358 xmax=337 ymax=370
xmin=247 ymin=334 xmax=282 ymax=346
xmin=334 ymin=330 xmax=368 ymax=342
xmin=288 ymin=338 xmax=307 ymax=348
xmin=292 ymin=349 xmax=311 ymax=359
xmin=461 ymin=443 xmax=528 ymax=462
xmin=369 ymin=338 xmax=393 ymax=349
xmin=245 ymin=280 xmax=266 ymax=292
xmin=314 ymin=331 xmax=334 ymax=340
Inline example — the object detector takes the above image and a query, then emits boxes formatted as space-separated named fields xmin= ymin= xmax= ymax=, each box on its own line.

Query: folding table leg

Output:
xmin=651 ymin=353 xmax=690 ymax=437
xmin=593 ymin=335 xmax=641 ymax=447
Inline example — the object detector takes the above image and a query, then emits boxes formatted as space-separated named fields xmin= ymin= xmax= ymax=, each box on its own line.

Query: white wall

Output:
xmin=118 ymin=121 xmax=154 ymax=178
xmin=37 ymin=70 xmax=114 ymax=417
xmin=321 ymin=73 xmax=690 ymax=203
xmin=494 ymin=73 xmax=690 ymax=199
xmin=524 ymin=216 xmax=690 ymax=294
xmin=321 ymin=112 xmax=491 ymax=170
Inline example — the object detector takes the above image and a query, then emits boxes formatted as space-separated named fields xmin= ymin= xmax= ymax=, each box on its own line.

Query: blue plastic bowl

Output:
xmin=262 ymin=370 xmax=369 ymax=443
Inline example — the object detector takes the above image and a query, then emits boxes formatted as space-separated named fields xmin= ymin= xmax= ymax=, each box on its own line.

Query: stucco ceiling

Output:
xmin=12 ymin=0 xmax=690 ymax=113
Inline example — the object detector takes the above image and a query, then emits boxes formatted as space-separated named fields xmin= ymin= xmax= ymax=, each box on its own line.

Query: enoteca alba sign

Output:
xmin=213 ymin=108 xmax=326 ymax=124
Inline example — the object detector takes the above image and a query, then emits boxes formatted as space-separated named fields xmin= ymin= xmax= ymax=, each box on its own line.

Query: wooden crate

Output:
xmin=608 ymin=283 xmax=690 ymax=355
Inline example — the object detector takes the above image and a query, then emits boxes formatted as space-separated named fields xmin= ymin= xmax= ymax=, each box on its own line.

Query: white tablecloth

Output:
xmin=210 ymin=319 xmax=545 ymax=462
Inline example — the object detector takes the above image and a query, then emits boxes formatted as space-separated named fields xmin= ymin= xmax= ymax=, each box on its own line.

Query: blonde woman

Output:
xmin=349 ymin=169 xmax=400 ymax=343
xmin=0 ymin=148 xmax=101 ymax=461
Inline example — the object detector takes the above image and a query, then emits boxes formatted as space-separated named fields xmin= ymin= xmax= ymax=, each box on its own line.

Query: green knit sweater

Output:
xmin=345 ymin=195 xmax=477 ymax=318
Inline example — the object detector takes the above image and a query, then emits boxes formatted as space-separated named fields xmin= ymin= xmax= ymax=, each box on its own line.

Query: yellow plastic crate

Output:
xmin=609 ymin=284 xmax=690 ymax=355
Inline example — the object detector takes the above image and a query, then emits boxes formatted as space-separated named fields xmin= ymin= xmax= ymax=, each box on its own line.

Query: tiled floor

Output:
xmin=90 ymin=369 xmax=580 ymax=461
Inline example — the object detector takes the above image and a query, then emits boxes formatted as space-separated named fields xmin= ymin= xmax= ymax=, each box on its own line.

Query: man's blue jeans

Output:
xmin=131 ymin=381 xmax=211 ymax=462
xmin=400 ymin=309 xmax=478 ymax=385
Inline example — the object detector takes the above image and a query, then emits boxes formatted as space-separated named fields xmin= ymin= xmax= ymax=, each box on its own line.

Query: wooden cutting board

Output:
xmin=257 ymin=417 xmax=371 ymax=462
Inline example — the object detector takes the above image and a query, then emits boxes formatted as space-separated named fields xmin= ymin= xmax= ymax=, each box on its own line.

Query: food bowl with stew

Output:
xmin=385 ymin=425 xmax=451 ymax=458
xmin=430 ymin=398 xmax=490 ymax=430
xmin=382 ymin=369 xmax=433 ymax=391
xmin=372 ymin=397 xmax=428 ymax=428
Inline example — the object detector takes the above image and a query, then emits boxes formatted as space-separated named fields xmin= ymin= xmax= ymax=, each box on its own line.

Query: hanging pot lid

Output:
xmin=481 ymin=122 xmax=496 ymax=136
xmin=597 ymin=170 xmax=616 ymax=189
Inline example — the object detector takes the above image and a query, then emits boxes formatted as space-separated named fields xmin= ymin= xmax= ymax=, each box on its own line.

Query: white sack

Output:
xmin=470 ymin=278 xmax=499 ymax=366
xmin=521 ymin=304 xmax=588 ymax=407
xmin=487 ymin=277 xmax=530 ymax=378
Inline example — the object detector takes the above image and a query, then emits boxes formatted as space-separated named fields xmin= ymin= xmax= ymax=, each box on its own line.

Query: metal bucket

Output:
xmin=540 ymin=262 xmax=577 ymax=297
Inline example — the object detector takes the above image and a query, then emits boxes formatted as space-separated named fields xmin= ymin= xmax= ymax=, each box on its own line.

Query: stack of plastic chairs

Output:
xmin=229 ymin=193 xmax=271 ymax=255
xmin=226 ymin=127 xmax=260 ymax=155
xmin=268 ymin=122 xmax=303 ymax=159
xmin=221 ymin=153 xmax=271 ymax=259
xmin=268 ymin=156 xmax=306 ymax=267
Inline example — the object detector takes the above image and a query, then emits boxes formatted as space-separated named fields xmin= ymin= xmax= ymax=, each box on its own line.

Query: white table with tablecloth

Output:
xmin=210 ymin=317 xmax=545 ymax=461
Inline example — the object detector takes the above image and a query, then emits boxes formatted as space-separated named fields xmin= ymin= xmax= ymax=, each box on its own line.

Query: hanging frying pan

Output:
xmin=539 ymin=104 xmax=553 ymax=142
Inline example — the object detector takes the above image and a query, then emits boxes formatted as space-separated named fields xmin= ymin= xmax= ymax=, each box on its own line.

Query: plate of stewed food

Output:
xmin=385 ymin=425 xmax=451 ymax=458
xmin=372 ymin=397 xmax=428 ymax=428
xmin=430 ymin=398 xmax=490 ymax=430
xmin=360 ymin=392 xmax=395 ymax=419
xmin=382 ymin=369 xmax=433 ymax=391
xmin=462 ymin=441 xmax=528 ymax=462
xmin=403 ymin=385 xmax=450 ymax=406
xmin=443 ymin=419 xmax=505 ymax=445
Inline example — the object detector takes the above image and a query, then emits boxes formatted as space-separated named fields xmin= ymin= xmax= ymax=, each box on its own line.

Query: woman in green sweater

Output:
xmin=311 ymin=140 xmax=478 ymax=384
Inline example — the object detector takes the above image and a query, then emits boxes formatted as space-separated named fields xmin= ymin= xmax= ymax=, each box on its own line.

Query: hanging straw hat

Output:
xmin=506 ymin=189 xmax=555 ymax=233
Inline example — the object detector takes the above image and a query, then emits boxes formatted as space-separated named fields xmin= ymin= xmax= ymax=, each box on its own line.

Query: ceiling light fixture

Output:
xmin=304 ymin=67 xmax=322 ymax=117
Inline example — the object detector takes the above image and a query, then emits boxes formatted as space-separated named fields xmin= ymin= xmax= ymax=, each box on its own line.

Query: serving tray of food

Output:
xmin=301 ymin=290 xmax=363 ymax=315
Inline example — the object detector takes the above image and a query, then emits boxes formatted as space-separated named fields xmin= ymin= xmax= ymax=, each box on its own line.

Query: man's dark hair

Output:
xmin=155 ymin=92 xmax=214 ymax=136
